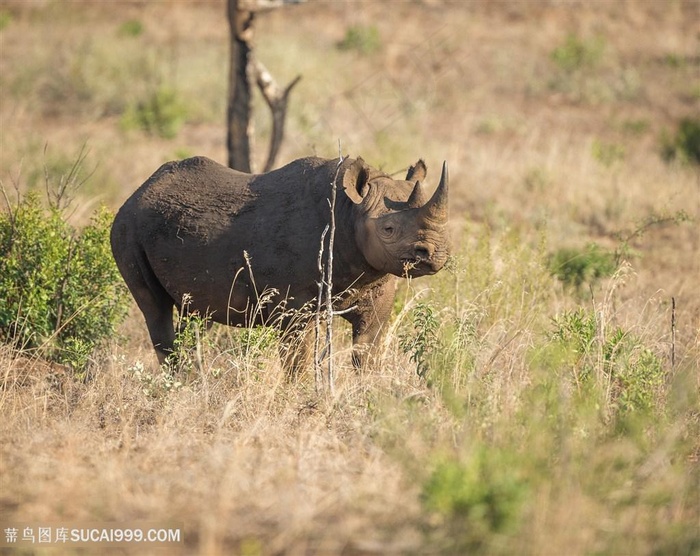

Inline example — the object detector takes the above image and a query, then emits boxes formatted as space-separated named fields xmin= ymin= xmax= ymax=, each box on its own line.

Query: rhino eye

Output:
xmin=383 ymin=225 xmax=395 ymax=235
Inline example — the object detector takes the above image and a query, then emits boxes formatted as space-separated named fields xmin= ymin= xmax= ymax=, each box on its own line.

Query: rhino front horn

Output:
xmin=422 ymin=161 xmax=448 ymax=221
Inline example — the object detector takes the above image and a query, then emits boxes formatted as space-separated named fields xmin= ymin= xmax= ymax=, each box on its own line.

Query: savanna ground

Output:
xmin=1 ymin=1 xmax=699 ymax=554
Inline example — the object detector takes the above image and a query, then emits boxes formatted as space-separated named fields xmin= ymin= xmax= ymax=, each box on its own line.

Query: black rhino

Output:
xmin=111 ymin=155 xmax=449 ymax=371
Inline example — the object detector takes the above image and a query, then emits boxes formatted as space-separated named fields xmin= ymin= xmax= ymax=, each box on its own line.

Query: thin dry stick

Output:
xmin=312 ymin=145 xmax=344 ymax=397
xmin=314 ymin=225 xmax=329 ymax=393
xmin=0 ymin=179 xmax=15 ymax=221
xmin=325 ymin=155 xmax=342 ymax=397
xmin=671 ymin=296 xmax=676 ymax=371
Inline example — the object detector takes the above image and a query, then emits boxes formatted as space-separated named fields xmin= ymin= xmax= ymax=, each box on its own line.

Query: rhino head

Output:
xmin=343 ymin=157 xmax=450 ymax=278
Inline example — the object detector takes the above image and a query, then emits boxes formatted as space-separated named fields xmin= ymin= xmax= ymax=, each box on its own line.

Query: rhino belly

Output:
xmin=143 ymin=235 xmax=315 ymax=327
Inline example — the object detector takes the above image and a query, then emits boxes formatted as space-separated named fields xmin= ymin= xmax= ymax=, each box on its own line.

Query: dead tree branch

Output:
xmin=254 ymin=61 xmax=302 ymax=172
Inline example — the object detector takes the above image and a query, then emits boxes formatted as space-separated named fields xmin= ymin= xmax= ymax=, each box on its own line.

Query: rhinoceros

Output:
xmin=110 ymin=155 xmax=449 ymax=372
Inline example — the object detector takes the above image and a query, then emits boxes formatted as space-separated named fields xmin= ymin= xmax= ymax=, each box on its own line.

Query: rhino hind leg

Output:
xmin=117 ymin=249 xmax=176 ymax=365
xmin=147 ymin=301 xmax=177 ymax=366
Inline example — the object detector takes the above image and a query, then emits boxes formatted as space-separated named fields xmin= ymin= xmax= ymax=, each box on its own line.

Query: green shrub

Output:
xmin=661 ymin=117 xmax=700 ymax=165
xmin=548 ymin=243 xmax=617 ymax=293
xmin=619 ymin=118 xmax=650 ymax=136
xmin=121 ymin=86 xmax=188 ymax=139
xmin=592 ymin=138 xmax=625 ymax=168
xmin=398 ymin=302 xmax=440 ymax=378
xmin=689 ymin=84 xmax=700 ymax=102
xmin=118 ymin=19 xmax=144 ymax=38
xmin=173 ymin=147 xmax=194 ymax=161
xmin=0 ymin=9 xmax=12 ymax=32
xmin=551 ymin=33 xmax=605 ymax=73
xmin=230 ymin=326 xmax=280 ymax=361
xmin=422 ymin=447 xmax=528 ymax=552
xmin=157 ymin=293 xmax=212 ymax=376
xmin=0 ymin=193 xmax=129 ymax=370
xmin=662 ymin=52 xmax=686 ymax=69
xmin=548 ymin=308 xmax=666 ymax=417
xmin=547 ymin=33 xmax=641 ymax=104
xmin=337 ymin=24 xmax=381 ymax=55
xmin=161 ymin=293 xmax=282 ymax=377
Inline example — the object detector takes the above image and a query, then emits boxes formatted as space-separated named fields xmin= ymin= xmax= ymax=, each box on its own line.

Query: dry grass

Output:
xmin=0 ymin=339 xmax=436 ymax=553
xmin=1 ymin=1 xmax=699 ymax=554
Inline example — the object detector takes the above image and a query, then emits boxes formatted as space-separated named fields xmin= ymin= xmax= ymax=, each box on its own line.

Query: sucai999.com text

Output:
xmin=1 ymin=523 xmax=182 ymax=547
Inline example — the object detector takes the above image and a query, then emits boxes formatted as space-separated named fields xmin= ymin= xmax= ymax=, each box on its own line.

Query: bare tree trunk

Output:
xmin=227 ymin=0 xmax=254 ymax=172
xmin=227 ymin=0 xmax=303 ymax=173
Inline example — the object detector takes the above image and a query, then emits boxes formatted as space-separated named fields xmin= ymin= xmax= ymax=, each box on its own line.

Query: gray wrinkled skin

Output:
xmin=110 ymin=155 xmax=449 ymax=372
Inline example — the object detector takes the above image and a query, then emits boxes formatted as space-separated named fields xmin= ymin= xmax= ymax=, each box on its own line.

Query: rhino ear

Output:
xmin=343 ymin=157 xmax=371 ymax=205
xmin=405 ymin=159 xmax=427 ymax=183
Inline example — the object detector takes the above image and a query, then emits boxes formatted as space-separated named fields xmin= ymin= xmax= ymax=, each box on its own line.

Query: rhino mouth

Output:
xmin=401 ymin=257 xmax=437 ymax=276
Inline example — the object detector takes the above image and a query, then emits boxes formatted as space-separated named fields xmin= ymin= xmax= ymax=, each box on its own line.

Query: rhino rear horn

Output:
xmin=407 ymin=180 xmax=427 ymax=209
xmin=421 ymin=161 xmax=448 ymax=221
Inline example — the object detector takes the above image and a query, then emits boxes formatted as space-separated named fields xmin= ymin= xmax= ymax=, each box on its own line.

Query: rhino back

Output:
xmin=118 ymin=156 xmax=360 ymax=320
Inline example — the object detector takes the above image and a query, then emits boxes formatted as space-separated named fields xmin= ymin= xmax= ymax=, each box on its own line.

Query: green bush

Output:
xmin=547 ymin=33 xmax=641 ymax=104
xmin=592 ymin=138 xmax=625 ymax=168
xmin=337 ymin=25 xmax=381 ymax=55
xmin=548 ymin=243 xmax=617 ymax=293
xmin=0 ymin=9 xmax=12 ymax=32
xmin=160 ymin=294 xmax=282 ymax=377
xmin=551 ymin=33 xmax=605 ymax=73
xmin=121 ymin=86 xmax=188 ymax=139
xmin=548 ymin=308 xmax=665 ymax=417
xmin=230 ymin=326 xmax=280 ymax=362
xmin=661 ymin=117 xmax=700 ymax=165
xmin=422 ymin=447 xmax=527 ymax=552
xmin=118 ymin=19 xmax=144 ymax=38
xmin=0 ymin=193 xmax=129 ymax=370
xmin=399 ymin=302 xmax=440 ymax=378
xmin=161 ymin=297 xmax=212 ymax=376
xmin=619 ymin=118 xmax=650 ymax=136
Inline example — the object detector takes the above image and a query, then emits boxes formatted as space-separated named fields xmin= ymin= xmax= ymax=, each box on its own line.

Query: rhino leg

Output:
xmin=342 ymin=277 xmax=396 ymax=369
xmin=116 ymin=249 xmax=176 ymax=365
xmin=148 ymin=303 xmax=177 ymax=366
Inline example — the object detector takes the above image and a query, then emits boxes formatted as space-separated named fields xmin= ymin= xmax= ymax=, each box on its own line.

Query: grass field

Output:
xmin=1 ymin=1 xmax=699 ymax=554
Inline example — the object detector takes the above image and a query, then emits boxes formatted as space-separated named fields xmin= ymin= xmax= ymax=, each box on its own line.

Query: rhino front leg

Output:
xmin=343 ymin=277 xmax=397 ymax=369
